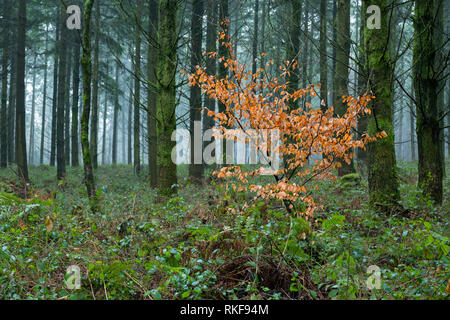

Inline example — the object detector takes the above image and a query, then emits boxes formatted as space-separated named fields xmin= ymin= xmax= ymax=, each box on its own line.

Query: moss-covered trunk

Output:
xmin=364 ymin=0 xmax=400 ymax=206
xmin=90 ymin=0 xmax=100 ymax=169
xmin=156 ymin=0 xmax=178 ymax=197
xmin=81 ymin=0 xmax=97 ymax=210
xmin=413 ymin=0 xmax=443 ymax=205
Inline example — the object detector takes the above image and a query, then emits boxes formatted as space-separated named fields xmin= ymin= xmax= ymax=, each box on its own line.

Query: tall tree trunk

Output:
xmin=319 ymin=0 xmax=327 ymax=111
xmin=189 ymin=0 xmax=204 ymax=183
xmin=301 ymin=2 xmax=309 ymax=94
xmin=260 ymin=0 xmax=266 ymax=71
xmin=90 ymin=0 xmax=100 ymax=169
xmin=71 ymin=32 xmax=81 ymax=167
xmin=251 ymin=0 xmax=259 ymax=77
xmin=28 ymin=54 xmax=37 ymax=165
xmin=413 ymin=0 xmax=443 ymax=205
xmin=218 ymin=0 xmax=229 ymax=165
xmin=134 ymin=1 xmax=143 ymax=175
xmin=330 ymin=0 xmax=337 ymax=105
xmin=0 ymin=0 xmax=10 ymax=168
xmin=112 ymin=60 xmax=119 ymax=165
xmin=64 ymin=37 xmax=73 ymax=166
xmin=286 ymin=0 xmax=301 ymax=109
xmin=156 ymin=0 xmax=178 ymax=196
xmin=40 ymin=25 xmax=49 ymax=165
xmin=203 ymin=0 xmax=217 ymax=167
xmin=334 ymin=0 xmax=355 ymax=176
xmin=81 ymin=0 xmax=97 ymax=210
xmin=122 ymin=98 xmax=126 ymax=163
xmin=364 ymin=0 xmax=400 ymax=206
xmin=410 ymin=102 xmax=416 ymax=161
xmin=57 ymin=4 xmax=68 ymax=180
xmin=50 ymin=12 xmax=60 ymax=167
xmin=15 ymin=0 xmax=29 ymax=183
xmin=434 ymin=0 xmax=445 ymax=175
xmin=128 ymin=81 xmax=133 ymax=165
xmin=8 ymin=43 xmax=16 ymax=165
xmin=101 ymin=61 xmax=108 ymax=166
xmin=148 ymin=0 xmax=159 ymax=187
xmin=357 ymin=1 xmax=368 ymax=170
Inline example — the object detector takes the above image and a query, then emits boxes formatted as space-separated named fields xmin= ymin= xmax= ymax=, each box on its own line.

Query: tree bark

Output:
xmin=90 ymin=0 xmax=100 ymax=169
xmin=148 ymin=0 xmax=159 ymax=187
xmin=189 ymin=0 xmax=204 ymax=182
xmin=28 ymin=54 xmax=37 ymax=165
xmin=40 ymin=25 xmax=49 ymax=165
xmin=72 ymin=31 xmax=81 ymax=167
xmin=218 ymin=0 xmax=229 ymax=165
xmin=80 ymin=0 xmax=97 ymax=210
xmin=156 ymin=0 xmax=178 ymax=197
xmin=413 ymin=0 xmax=443 ymax=205
xmin=134 ymin=1 xmax=143 ymax=175
xmin=203 ymin=0 xmax=217 ymax=168
xmin=364 ymin=0 xmax=400 ymax=206
xmin=57 ymin=4 xmax=68 ymax=180
xmin=0 ymin=0 xmax=10 ymax=168
xmin=334 ymin=0 xmax=355 ymax=176
xmin=15 ymin=0 xmax=29 ymax=183
xmin=319 ymin=0 xmax=328 ymax=111
xmin=112 ymin=60 xmax=119 ymax=165
xmin=50 ymin=12 xmax=60 ymax=167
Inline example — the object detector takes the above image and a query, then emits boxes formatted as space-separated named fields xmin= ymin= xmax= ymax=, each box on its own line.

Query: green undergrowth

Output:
xmin=0 ymin=162 xmax=448 ymax=300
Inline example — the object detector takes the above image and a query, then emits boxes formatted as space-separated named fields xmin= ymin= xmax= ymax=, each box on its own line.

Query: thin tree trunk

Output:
xmin=218 ymin=0 xmax=229 ymax=165
xmin=50 ymin=12 xmax=60 ymax=167
xmin=286 ymin=0 xmax=301 ymax=109
xmin=102 ymin=61 xmax=108 ymax=166
xmin=81 ymin=0 xmax=97 ymax=210
xmin=410 ymin=103 xmax=416 ymax=161
xmin=71 ymin=31 xmax=81 ymax=167
xmin=331 ymin=0 xmax=337 ymax=105
xmin=189 ymin=0 xmax=204 ymax=182
xmin=64 ymin=37 xmax=72 ymax=166
xmin=40 ymin=26 xmax=49 ymax=165
xmin=148 ymin=0 xmax=159 ymax=187
xmin=357 ymin=0 xmax=368 ymax=170
xmin=15 ymin=0 xmax=29 ymax=183
xmin=28 ymin=54 xmax=38 ymax=165
xmin=112 ymin=60 xmax=119 ymax=165
xmin=134 ymin=1 xmax=143 ymax=175
xmin=57 ymin=4 xmax=68 ymax=180
xmin=0 ymin=0 xmax=10 ymax=168
xmin=128 ymin=80 xmax=132 ymax=165
xmin=7 ymin=44 xmax=16 ymax=165
xmin=90 ymin=0 xmax=100 ymax=169
xmin=203 ymin=0 xmax=217 ymax=168
xmin=319 ymin=0 xmax=327 ymax=111
xmin=251 ymin=0 xmax=259 ymax=77
xmin=334 ymin=0 xmax=354 ymax=176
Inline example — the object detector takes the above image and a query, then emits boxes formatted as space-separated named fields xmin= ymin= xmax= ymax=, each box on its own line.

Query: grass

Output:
xmin=0 ymin=161 xmax=448 ymax=300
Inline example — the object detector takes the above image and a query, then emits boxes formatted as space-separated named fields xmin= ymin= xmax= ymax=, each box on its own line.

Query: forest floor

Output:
xmin=0 ymin=162 xmax=449 ymax=300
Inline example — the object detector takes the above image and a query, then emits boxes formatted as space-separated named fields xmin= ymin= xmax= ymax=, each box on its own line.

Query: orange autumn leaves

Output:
xmin=186 ymin=26 xmax=385 ymax=218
